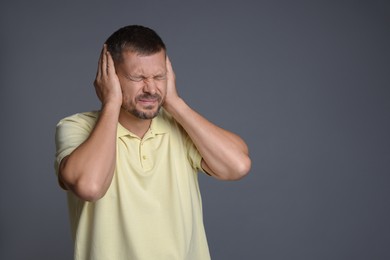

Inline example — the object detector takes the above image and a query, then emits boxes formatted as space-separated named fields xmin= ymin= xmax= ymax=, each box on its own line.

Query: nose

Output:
xmin=143 ymin=79 xmax=157 ymax=95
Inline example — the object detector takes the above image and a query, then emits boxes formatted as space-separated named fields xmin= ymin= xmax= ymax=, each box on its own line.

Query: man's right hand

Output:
xmin=94 ymin=44 xmax=123 ymax=107
xmin=59 ymin=45 xmax=122 ymax=201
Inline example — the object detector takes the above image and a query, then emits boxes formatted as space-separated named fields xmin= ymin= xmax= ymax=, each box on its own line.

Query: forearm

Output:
xmin=59 ymin=103 xmax=120 ymax=201
xmin=164 ymin=98 xmax=251 ymax=180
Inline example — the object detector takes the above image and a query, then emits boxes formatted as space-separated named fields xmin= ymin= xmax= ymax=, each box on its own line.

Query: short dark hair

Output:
xmin=105 ymin=25 xmax=166 ymax=62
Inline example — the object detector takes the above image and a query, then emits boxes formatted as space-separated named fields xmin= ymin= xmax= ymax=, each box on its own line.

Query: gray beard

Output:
xmin=127 ymin=105 xmax=161 ymax=120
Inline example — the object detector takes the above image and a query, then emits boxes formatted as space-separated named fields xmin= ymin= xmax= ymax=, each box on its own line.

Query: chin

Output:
xmin=132 ymin=107 xmax=161 ymax=120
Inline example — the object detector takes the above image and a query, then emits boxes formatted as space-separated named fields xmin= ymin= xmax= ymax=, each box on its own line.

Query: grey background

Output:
xmin=1 ymin=1 xmax=389 ymax=259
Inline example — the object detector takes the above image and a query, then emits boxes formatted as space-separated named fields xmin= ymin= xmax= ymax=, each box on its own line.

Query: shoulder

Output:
xmin=57 ymin=111 xmax=99 ymax=129
xmin=155 ymin=109 xmax=191 ymax=143
xmin=56 ymin=111 xmax=100 ymax=137
xmin=153 ymin=108 xmax=182 ymax=133
xmin=158 ymin=108 xmax=174 ymax=124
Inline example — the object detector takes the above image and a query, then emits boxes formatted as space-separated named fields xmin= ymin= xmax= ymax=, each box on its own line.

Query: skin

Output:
xmin=116 ymin=49 xmax=168 ymax=137
xmin=58 ymin=44 xmax=251 ymax=201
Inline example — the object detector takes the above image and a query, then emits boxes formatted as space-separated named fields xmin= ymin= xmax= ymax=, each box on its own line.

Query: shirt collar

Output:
xmin=117 ymin=109 xmax=170 ymax=138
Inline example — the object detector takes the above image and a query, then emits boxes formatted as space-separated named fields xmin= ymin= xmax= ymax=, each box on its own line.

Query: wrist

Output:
xmin=163 ymin=97 xmax=190 ymax=120
xmin=101 ymin=100 xmax=122 ymax=113
xmin=163 ymin=96 xmax=182 ymax=112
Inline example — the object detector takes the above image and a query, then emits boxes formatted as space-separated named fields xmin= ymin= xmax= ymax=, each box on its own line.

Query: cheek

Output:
xmin=121 ymin=82 xmax=140 ymax=99
xmin=121 ymin=88 xmax=136 ymax=105
xmin=159 ymin=82 xmax=167 ymax=95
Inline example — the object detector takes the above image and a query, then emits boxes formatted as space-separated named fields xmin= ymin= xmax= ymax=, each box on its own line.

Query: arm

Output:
xmin=163 ymin=57 xmax=251 ymax=180
xmin=58 ymin=45 xmax=122 ymax=201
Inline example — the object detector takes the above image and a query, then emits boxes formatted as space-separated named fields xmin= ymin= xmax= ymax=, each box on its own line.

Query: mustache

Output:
xmin=136 ymin=94 xmax=162 ymax=101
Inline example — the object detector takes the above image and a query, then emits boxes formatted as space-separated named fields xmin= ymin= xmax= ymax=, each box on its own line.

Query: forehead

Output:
xmin=117 ymin=50 xmax=166 ymax=75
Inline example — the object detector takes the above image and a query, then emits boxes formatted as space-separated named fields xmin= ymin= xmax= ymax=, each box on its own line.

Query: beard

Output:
xmin=123 ymin=93 xmax=163 ymax=120
xmin=128 ymin=105 xmax=161 ymax=119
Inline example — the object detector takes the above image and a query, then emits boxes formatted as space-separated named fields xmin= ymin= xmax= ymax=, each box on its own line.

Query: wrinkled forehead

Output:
xmin=117 ymin=50 xmax=166 ymax=76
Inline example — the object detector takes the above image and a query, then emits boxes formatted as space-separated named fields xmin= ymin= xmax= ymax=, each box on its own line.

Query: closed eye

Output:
xmin=154 ymin=75 xmax=166 ymax=81
xmin=127 ymin=75 xmax=143 ymax=82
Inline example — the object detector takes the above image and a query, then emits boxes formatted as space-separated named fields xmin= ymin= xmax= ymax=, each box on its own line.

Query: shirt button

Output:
xmin=142 ymin=155 xmax=147 ymax=160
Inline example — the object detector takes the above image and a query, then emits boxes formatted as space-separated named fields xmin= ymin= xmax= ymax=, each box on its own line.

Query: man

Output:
xmin=55 ymin=25 xmax=251 ymax=260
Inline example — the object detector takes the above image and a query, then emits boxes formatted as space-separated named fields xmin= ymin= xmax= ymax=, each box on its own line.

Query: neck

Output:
xmin=118 ymin=108 xmax=152 ymax=138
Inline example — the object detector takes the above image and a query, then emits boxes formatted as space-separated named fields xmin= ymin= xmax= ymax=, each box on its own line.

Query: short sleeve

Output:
xmin=183 ymin=132 xmax=204 ymax=173
xmin=54 ymin=112 xmax=98 ymax=176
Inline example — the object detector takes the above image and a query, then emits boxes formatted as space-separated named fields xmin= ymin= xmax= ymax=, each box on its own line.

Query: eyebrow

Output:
xmin=126 ymin=71 xmax=166 ymax=79
xmin=125 ymin=74 xmax=142 ymax=78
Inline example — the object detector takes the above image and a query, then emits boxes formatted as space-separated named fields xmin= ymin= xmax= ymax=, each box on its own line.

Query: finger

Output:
xmin=96 ymin=45 xmax=106 ymax=79
xmin=165 ymin=55 xmax=175 ymax=80
xmin=166 ymin=55 xmax=171 ymax=70
xmin=101 ymin=44 xmax=108 ymax=77
xmin=106 ymin=50 xmax=116 ymax=76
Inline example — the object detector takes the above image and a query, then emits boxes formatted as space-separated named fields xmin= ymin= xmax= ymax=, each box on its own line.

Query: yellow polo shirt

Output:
xmin=55 ymin=109 xmax=211 ymax=260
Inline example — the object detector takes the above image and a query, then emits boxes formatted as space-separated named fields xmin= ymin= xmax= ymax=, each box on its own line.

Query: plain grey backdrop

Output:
xmin=1 ymin=1 xmax=389 ymax=259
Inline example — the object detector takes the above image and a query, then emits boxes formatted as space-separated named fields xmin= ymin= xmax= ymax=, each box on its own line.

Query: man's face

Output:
xmin=115 ymin=50 xmax=167 ymax=120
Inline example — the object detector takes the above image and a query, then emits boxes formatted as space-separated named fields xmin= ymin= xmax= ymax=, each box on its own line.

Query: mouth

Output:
xmin=137 ymin=95 xmax=161 ymax=107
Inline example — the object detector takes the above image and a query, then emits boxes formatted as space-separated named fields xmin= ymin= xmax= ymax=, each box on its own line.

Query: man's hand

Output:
xmin=94 ymin=44 xmax=122 ymax=107
xmin=58 ymin=45 xmax=123 ymax=201
xmin=163 ymin=56 xmax=181 ymax=110
xmin=160 ymin=56 xmax=251 ymax=180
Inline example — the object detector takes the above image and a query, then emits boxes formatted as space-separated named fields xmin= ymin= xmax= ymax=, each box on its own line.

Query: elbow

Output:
xmin=239 ymin=156 xmax=252 ymax=178
xmin=231 ymin=156 xmax=251 ymax=180
xmin=72 ymin=180 xmax=107 ymax=202
xmin=61 ymin=173 xmax=107 ymax=202
xmin=216 ymin=156 xmax=251 ymax=181
xmin=59 ymin=157 xmax=110 ymax=202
